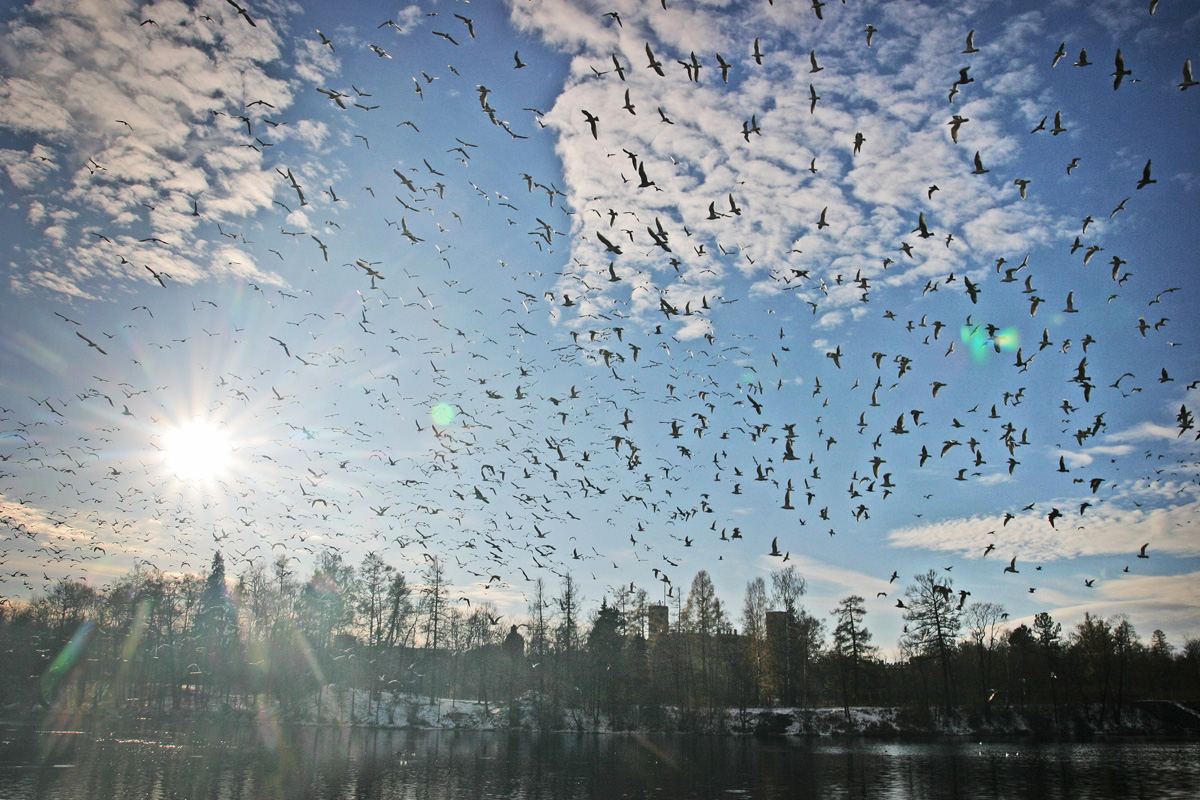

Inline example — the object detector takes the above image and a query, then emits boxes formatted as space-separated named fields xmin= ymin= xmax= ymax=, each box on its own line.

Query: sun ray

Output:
xmin=161 ymin=419 xmax=233 ymax=483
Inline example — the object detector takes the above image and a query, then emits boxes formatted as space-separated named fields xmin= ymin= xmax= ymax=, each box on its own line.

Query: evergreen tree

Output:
xmin=831 ymin=594 xmax=874 ymax=714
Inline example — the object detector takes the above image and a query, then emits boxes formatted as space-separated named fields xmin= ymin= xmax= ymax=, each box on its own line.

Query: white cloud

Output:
xmin=517 ymin=0 xmax=1079 ymax=338
xmin=1106 ymin=421 xmax=1178 ymax=442
xmin=0 ymin=0 xmax=300 ymax=294
xmin=1009 ymin=572 xmax=1200 ymax=652
xmin=888 ymin=489 xmax=1200 ymax=562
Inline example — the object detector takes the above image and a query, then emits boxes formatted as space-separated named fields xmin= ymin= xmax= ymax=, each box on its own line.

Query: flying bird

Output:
xmin=1112 ymin=49 xmax=1132 ymax=90
xmin=645 ymin=43 xmax=665 ymax=76
xmin=581 ymin=109 xmax=599 ymax=139
xmin=75 ymin=332 xmax=108 ymax=355
xmin=948 ymin=115 xmax=968 ymax=143
xmin=1136 ymin=160 xmax=1156 ymax=189
xmin=225 ymin=0 xmax=256 ymax=27
xmin=1180 ymin=59 xmax=1198 ymax=90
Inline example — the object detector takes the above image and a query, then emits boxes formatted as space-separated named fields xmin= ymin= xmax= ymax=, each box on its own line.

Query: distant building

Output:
xmin=765 ymin=611 xmax=790 ymax=645
xmin=648 ymin=604 xmax=669 ymax=638
xmin=765 ymin=611 xmax=793 ymax=705
xmin=503 ymin=624 xmax=525 ymax=659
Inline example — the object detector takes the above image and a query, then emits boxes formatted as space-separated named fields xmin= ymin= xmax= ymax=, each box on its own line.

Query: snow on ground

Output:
xmin=270 ymin=686 xmax=1168 ymax=737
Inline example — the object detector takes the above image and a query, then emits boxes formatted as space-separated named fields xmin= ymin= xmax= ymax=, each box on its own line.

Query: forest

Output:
xmin=2 ymin=549 xmax=1197 ymax=733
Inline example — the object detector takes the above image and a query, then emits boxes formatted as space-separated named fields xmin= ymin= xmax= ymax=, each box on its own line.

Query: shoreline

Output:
xmin=9 ymin=690 xmax=1199 ymax=741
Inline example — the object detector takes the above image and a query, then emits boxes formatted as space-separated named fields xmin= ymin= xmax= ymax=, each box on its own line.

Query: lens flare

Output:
xmin=961 ymin=325 xmax=1019 ymax=362
xmin=42 ymin=619 xmax=93 ymax=702
xmin=430 ymin=403 xmax=456 ymax=426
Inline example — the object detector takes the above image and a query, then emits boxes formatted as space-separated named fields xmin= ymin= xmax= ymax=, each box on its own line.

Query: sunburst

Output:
xmin=161 ymin=419 xmax=233 ymax=483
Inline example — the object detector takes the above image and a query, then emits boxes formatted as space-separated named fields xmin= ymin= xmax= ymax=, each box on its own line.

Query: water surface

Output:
xmin=1 ymin=720 xmax=1196 ymax=799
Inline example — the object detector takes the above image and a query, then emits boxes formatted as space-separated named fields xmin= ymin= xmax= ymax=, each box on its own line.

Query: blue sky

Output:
xmin=1 ymin=0 xmax=1198 ymax=650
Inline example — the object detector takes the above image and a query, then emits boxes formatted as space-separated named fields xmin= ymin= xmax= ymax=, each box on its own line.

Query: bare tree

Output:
xmin=419 ymin=556 xmax=446 ymax=651
xmin=770 ymin=565 xmax=806 ymax=617
xmin=901 ymin=570 xmax=961 ymax=709
xmin=358 ymin=551 xmax=394 ymax=646
xmin=555 ymin=574 xmax=581 ymax=654
xmin=681 ymin=570 xmax=728 ymax=706
xmin=382 ymin=572 xmax=414 ymax=648
xmin=741 ymin=577 xmax=769 ymax=705
xmin=964 ymin=601 xmax=1006 ymax=715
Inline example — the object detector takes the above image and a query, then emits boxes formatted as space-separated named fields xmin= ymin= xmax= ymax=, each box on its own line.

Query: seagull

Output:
xmin=611 ymin=54 xmax=626 ymax=81
xmin=715 ymin=53 xmax=732 ymax=83
xmin=75 ymin=332 xmax=108 ymax=355
xmin=963 ymin=29 xmax=979 ymax=54
xmin=144 ymin=265 xmax=167 ymax=287
xmin=1112 ymin=49 xmax=1131 ymax=90
xmin=645 ymin=43 xmax=665 ymax=76
xmin=225 ymin=0 xmax=256 ymax=27
xmin=1051 ymin=111 xmax=1067 ymax=135
xmin=595 ymin=232 xmax=623 ymax=254
xmin=1180 ymin=59 xmax=1198 ymax=90
xmin=948 ymin=115 xmax=968 ymax=143
xmin=1136 ymin=160 xmax=1156 ymax=189
xmin=581 ymin=109 xmax=599 ymax=139
xmin=453 ymin=13 xmax=475 ymax=38
xmin=913 ymin=212 xmax=933 ymax=238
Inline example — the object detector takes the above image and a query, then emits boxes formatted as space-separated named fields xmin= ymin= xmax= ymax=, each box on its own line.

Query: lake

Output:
xmin=1 ymin=720 xmax=1197 ymax=799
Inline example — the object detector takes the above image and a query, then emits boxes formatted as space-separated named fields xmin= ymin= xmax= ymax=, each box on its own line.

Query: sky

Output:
xmin=1 ymin=0 xmax=1198 ymax=652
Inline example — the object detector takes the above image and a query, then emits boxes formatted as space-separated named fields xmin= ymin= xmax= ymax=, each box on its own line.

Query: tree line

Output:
xmin=2 ymin=551 xmax=1197 ymax=731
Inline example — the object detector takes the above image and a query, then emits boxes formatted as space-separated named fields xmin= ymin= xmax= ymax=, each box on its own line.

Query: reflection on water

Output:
xmin=0 ymin=719 xmax=1197 ymax=799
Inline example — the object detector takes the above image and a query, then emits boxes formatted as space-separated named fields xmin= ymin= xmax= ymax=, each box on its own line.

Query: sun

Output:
xmin=162 ymin=419 xmax=233 ymax=482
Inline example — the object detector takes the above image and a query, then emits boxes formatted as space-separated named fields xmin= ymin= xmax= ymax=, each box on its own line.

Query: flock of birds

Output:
xmin=1 ymin=0 xmax=1197 ymax=637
